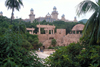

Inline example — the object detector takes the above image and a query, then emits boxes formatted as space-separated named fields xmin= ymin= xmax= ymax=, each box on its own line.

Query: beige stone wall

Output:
xmin=29 ymin=24 xmax=83 ymax=49
xmin=37 ymin=29 xmax=82 ymax=48
xmin=38 ymin=34 xmax=48 ymax=43
xmin=56 ymin=29 xmax=66 ymax=35
xmin=62 ymin=34 xmax=82 ymax=46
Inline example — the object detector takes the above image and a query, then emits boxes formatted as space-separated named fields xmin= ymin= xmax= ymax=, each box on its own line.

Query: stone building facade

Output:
xmin=27 ymin=24 xmax=84 ymax=48
xmin=24 ymin=6 xmax=77 ymax=23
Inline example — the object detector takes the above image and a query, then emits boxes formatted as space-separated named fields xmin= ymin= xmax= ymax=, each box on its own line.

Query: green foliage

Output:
xmin=76 ymin=45 xmax=100 ymax=67
xmin=5 ymin=0 xmax=23 ymax=23
xmin=22 ymin=39 xmax=32 ymax=50
xmin=48 ymin=46 xmax=64 ymax=49
xmin=45 ymin=43 xmax=100 ymax=67
xmin=45 ymin=43 xmax=82 ymax=67
xmin=0 ymin=16 xmax=44 ymax=67
xmin=37 ymin=43 xmax=43 ymax=48
xmin=51 ymin=39 xmax=57 ymax=47
xmin=25 ymin=33 xmax=41 ymax=49
xmin=0 ymin=30 xmax=44 ymax=67
xmin=77 ymin=0 xmax=100 ymax=45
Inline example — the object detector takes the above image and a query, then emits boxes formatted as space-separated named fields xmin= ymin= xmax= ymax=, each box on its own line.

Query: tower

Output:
xmin=51 ymin=6 xmax=58 ymax=20
xmin=0 ymin=11 xmax=3 ymax=16
xmin=45 ymin=12 xmax=51 ymax=22
xmin=74 ymin=16 xmax=77 ymax=22
xmin=29 ymin=8 xmax=35 ymax=23
xmin=61 ymin=14 xmax=65 ymax=21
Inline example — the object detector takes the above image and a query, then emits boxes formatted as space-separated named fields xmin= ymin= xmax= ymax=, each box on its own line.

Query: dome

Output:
xmin=62 ymin=14 xmax=65 ymax=17
xmin=72 ymin=24 xmax=85 ymax=31
xmin=30 ymin=8 xmax=34 ymax=11
xmin=0 ymin=11 xmax=3 ymax=14
xmin=47 ymin=12 xmax=51 ymax=16
xmin=53 ymin=6 xmax=56 ymax=9
xmin=74 ymin=16 xmax=76 ymax=19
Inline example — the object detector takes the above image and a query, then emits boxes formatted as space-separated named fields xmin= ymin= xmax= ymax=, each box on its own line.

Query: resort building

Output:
xmin=24 ymin=6 xmax=77 ymax=23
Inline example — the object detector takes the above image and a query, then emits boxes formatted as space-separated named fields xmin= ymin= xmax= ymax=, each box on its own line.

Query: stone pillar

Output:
xmin=39 ymin=27 xmax=40 ymax=34
xmin=29 ymin=31 xmax=31 ymax=34
xmin=45 ymin=30 xmax=46 ymax=34
xmin=79 ymin=32 xmax=80 ymax=34
xmin=47 ymin=29 xmax=49 ymax=34
xmin=32 ymin=30 xmax=33 ymax=34
xmin=75 ymin=30 xmax=77 ymax=34
xmin=51 ymin=30 xmax=52 ymax=34
xmin=53 ymin=29 xmax=54 ymax=34
xmin=45 ymin=30 xmax=48 ymax=34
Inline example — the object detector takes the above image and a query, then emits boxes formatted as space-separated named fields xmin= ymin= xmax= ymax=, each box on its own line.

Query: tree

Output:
xmin=76 ymin=0 xmax=100 ymax=45
xmin=5 ymin=0 xmax=23 ymax=23
xmin=51 ymin=39 xmax=57 ymax=47
xmin=45 ymin=43 xmax=82 ymax=67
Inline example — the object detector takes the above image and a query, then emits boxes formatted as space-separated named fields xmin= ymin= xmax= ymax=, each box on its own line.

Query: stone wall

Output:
xmin=38 ymin=34 xmax=48 ymax=43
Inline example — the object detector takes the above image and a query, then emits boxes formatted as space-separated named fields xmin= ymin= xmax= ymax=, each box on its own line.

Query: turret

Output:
xmin=61 ymin=14 xmax=65 ymax=21
xmin=74 ymin=16 xmax=77 ymax=22
xmin=30 ymin=8 xmax=34 ymax=14
xmin=45 ymin=12 xmax=51 ymax=22
xmin=29 ymin=8 xmax=35 ymax=23
xmin=51 ymin=6 xmax=58 ymax=20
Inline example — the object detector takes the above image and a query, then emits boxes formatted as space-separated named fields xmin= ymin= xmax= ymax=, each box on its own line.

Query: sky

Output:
xmin=0 ymin=0 xmax=97 ymax=21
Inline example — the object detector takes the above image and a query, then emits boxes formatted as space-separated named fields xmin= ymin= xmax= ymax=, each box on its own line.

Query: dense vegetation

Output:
xmin=0 ymin=15 xmax=83 ymax=66
xmin=0 ymin=16 xmax=44 ymax=67
xmin=0 ymin=15 xmax=85 ymax=66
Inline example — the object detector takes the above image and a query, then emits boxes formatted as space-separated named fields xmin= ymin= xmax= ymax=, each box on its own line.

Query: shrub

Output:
xmin=0 ymin=30 xmax=44 ymax=67
xmin=45 ymin=42 xmax=82 ymax=67
xmin=51 ymin=39 xmax=57 ymax=47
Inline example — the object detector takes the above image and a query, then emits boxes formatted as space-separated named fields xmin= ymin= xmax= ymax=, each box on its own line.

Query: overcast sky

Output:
xmin=0 ymin=0 xmax=96 ymax=21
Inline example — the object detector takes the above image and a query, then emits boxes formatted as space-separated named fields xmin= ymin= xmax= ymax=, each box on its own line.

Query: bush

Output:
xmin=51 ymin=39 xmax=57 ymax=47
xmin=22 ymin=39 xmax=33 ymax=50
xmin=45 ymin=42 xmax=82 ymax=67
xmin=0 ymin=30 xmax=44 ymax=67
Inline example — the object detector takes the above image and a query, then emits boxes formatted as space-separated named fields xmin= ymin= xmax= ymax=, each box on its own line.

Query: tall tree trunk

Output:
xmin=11 ymin=8 xmax=14 ymax=24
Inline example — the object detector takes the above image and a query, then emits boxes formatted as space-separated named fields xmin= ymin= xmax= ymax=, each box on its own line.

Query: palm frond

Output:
xmin=76 ymin=0 xmax=98 ymax=16
xmin=5 ymin=0 xmax=23 ymax=11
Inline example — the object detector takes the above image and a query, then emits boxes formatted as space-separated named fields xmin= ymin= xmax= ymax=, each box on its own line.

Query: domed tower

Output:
xmin=29 ymin=8 xmax=35 ymax=23
xmin=74 ymin=16 xmax=77 ymax=22
xmin=45 ymin=12 xmax=51 ymax=22
xmin=0 ymin=11 xmax=3 ymax=16
xmin=51 ymin=6 xmax=58 ymax=20
xmin=61 ymin=14 xmax=65 ymax=21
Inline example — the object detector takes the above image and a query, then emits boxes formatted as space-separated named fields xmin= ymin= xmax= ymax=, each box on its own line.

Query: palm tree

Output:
xmin=5 ymin=0 xmax=23 ymax=24
xmin=77 ymin=0 xmax=100 ymax=45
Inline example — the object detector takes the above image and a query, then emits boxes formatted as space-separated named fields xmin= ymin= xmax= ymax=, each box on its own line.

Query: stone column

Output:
xmin=32 ymin=30 xmax=33 ymax=34
xmin=53 ymin=29 xmax=54 ymax=34
xmin=39 ymin=27 xmax=40 ymax=34
xmin=51 ymin=30 xmax=52 ymax=34
xmin=45 ymin=30 xmax=48 ymax=34
xmin=75 ymin=30 xmax=77 ymax=34
xmin=47 ymin=29 xmax=49 ymax=34
xmin=45 ymin=30 xmax=46 ymax=34
xmin=79 ymin=32 xmax=80 ymax=34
